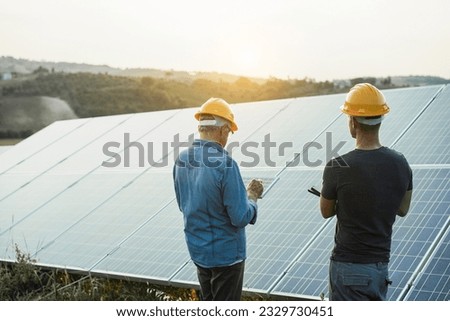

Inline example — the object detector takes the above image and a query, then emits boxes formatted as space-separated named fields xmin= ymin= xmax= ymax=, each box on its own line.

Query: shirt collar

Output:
xmin=194 ymin=139 xmax=228 ymax=155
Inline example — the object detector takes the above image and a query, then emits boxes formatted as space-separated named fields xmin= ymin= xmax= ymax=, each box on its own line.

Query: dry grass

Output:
xmin=0 ymin=244 xmax=197 ymax=301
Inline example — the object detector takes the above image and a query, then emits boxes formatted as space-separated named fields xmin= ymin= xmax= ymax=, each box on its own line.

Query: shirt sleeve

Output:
xmin=407 ymin=163 xmax=413 ymax=191
xmin=173 ymin=163 xmax=182 ymax=211
xmin=222 ymin=160 xmax=258 ymax=228
xmin=321 ymin=159 xmax=338 ymax=200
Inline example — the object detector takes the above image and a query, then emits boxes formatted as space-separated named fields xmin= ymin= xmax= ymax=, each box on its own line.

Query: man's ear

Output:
xmin=350 ymin=116 xmax=357 ymax=129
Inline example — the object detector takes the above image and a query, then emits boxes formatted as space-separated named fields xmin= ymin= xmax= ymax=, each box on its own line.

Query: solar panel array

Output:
xmin=0 ymin=84 xmax=448 ymax=300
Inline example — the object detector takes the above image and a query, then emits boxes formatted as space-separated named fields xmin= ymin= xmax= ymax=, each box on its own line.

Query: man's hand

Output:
xmin=247 ymin=179 xmax=264 ymax=202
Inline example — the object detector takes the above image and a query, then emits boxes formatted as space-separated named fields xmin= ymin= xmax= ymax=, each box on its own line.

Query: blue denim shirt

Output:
xmin=173 ymin=139 xmax=257 ymax=268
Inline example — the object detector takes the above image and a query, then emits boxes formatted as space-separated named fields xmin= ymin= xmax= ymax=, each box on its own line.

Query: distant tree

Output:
xmin=140 ymin=77 xmax=155 ymax=87
xmin=381 ymin=76 xmax=391 ymax=86
xmin=32 ymin=66 xmax=49 ymax=75
xmin=351 ymin=77 xmax=376 ymax=86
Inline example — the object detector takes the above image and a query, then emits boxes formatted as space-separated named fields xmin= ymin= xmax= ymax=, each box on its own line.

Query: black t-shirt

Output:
xmin=322 ymin=147 xmax=413 ymax=263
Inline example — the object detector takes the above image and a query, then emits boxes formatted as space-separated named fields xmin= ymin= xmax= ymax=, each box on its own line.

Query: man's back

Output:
xmin=173 ymin=139 xmax=257 ymax=268
xmin=322 ymin=147 xmax=413 ymax=263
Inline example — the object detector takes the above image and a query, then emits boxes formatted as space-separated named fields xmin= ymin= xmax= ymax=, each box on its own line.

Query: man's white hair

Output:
xmin=198 ymin=115 xmax=231 ymax=128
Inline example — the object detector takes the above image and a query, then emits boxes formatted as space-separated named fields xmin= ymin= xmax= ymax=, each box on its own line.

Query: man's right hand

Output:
xmin=247 ymin=179 xmax=264 ymax=202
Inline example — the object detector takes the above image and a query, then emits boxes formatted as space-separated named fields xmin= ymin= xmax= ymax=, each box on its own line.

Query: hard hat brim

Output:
xmin=340 ymin=103 xmax=390 ymax=117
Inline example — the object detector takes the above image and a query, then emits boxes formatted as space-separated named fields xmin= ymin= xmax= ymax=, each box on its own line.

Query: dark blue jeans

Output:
xmin=195 ymin=261 xmax=245 ymax=301
xmin=329 ymin=260 xmax=390 ymax=300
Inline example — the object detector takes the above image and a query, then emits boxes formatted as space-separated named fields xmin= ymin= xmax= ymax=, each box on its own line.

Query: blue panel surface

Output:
xmin=0 ymin=85 xmax=448 ymax=301
xmin=0 ymin=118 xmax=88 ymax=174
xmin=393 ymin=85 xmax=450 ymax=164
xmin=271 ymin=168 xmax=450 ymax=300
xmin=403 ymin=225 xmax=450 ymax=301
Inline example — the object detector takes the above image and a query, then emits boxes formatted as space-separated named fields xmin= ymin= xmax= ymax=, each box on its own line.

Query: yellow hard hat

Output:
xmin=194 ymin=97 xmax=238 ymax=132
xmin=340 ymin=83 xmax=390 ymax=117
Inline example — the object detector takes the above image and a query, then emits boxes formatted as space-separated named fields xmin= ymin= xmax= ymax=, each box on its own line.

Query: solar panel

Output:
xmin=33 ymin=171 xmax=175 ymax=271
xmin=1 ymin=108 xmax=198 ymax=261
xmin=0 ymin=172 xmax=80 ymax=244
xmin=393 ymin=85 xmax=450 ymax=164
xmin=0 ymin=114 xmax=131 ymax=200
xmin=0 ymin=171 xmax=138 ymax=261
xmin=304 ymin=85 xmax=443 ymax=166
xmin=0 ymin=118 xmax=88 ymax=174
xmin=245 ymin=168 xmax=325 ymax=293
xmin=50 ymin=109 xmax=179 ymax=173
xmin=92 ymin=199 xmax=190 ymax=283
xmin=229 ymin=94 xmax=345 ymax=168
xmin=0 ymin=85 xmax=448 ymax=301
xmin=270 ymin=168 xmax=450 ymax=300
xmin=403 ymin=222 xmax=450 ymax=301
xmin=388 ymin=168 xmax=450 ymax=300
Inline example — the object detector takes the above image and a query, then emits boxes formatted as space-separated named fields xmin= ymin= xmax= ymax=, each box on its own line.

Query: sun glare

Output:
xmin=233 ymin=48 xmax=261 ymax=76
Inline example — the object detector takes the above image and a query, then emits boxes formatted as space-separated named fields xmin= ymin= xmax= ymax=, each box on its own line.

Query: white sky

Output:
xmin=1 ymin=0 xmax=449 ymax=81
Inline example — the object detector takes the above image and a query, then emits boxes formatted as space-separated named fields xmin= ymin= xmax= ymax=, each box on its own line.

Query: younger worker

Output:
xmin=173 ymin=97 xmax=263 ymax=300
xmin=320 ymin=83 xmax=413 ymax=300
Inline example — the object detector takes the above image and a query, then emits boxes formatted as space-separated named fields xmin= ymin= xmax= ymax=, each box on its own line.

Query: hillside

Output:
xmin=1 ymin=56 xmax=449 ymax=142
xmin=0 ymin=56 xmax=266 ymax=84
xmin=0 ymin=96 xmax=77 ymax=138
xmin=2 ymin=56 xmax=449 ymax=86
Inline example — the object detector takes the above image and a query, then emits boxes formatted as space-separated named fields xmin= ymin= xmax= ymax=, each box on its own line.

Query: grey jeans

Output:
xmin=329 ymin=260 xmax=390 ymax=300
